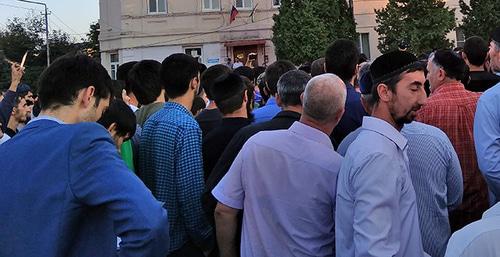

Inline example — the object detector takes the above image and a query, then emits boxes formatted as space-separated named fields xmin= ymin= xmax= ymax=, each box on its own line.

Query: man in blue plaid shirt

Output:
xmin=140 ymin=53 xmax=214 ymax=256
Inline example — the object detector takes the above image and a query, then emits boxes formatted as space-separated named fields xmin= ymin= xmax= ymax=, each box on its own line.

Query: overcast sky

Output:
xmin=0 ymin=0 xmax=99 ymax=41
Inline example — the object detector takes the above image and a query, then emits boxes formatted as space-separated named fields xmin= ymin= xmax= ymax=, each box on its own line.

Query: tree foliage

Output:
xmin=0 ymin=14 xmax=92 ymax=90
xmin=375 ymin=0 xmax=456 ymax=55
xmin=459 ymin=0 xmax=500 ymax=40
xmin=272 ymin=0 xmax=356 ymax=64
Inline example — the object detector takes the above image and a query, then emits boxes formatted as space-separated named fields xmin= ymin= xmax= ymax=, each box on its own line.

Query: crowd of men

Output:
xmin=1 ymin=26 xmax=500 ymax=257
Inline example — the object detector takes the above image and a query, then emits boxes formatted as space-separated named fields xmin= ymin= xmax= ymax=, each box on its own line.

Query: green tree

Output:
xmin=272 ymin=0 xmax=356 ymax=64
xmin=0 ymin=14 xmax=82 ymax=90
xmin=82 ymin=22 xmax=100 ymax=60
xmin=375 ymin=0 xmax=456 ymax=55
xmin=459 ymin=0 xmax=500 ymax=40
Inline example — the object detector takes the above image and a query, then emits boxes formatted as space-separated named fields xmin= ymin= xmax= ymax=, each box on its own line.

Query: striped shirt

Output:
xmin=139 ymin=102 xmax=213 ymax=253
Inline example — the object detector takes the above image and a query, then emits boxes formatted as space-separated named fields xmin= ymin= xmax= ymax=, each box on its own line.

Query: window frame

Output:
xmin=234 ymin=0 xmax=253 ymax=10
xmin=272 ymin=0 xmax=281 ymax=7
xmin=203 ymin=0 xmax=221 ymax=11
xmin=184 ymin=47 xmax=203 ymax=63
xmin=110 ymin=53 xmax=119 ymax=80
xmin=358 ymin=33 xmax=371 ymax=60
xmin=148 ymin=0 xmax=167 ymax=14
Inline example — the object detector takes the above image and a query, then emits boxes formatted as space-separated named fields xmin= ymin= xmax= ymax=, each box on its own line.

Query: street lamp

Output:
xmin=17 ymin=0 xmax=50 ymax=66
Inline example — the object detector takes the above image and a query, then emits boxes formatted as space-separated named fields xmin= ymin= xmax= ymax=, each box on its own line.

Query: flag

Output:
xmin=230 ymin=5 xmax=239 ymax=24
xmin=249 ymin=3 xmax=259 ymax=23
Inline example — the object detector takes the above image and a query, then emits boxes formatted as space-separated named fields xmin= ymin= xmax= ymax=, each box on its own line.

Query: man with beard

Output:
xmin=4 ymin=93 xmax=32 ymax=137
xmin=417 ymin=49 xmax=489 ymax=232
xmin=336 ymin=51 xmax=428 ymax=257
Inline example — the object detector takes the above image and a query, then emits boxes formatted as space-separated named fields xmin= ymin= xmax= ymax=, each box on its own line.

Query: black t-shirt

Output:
xmin=202 ymin=117 xmax=251 ymax=181
xmin=195 ymin=108 xmax=222 ymax=138
xmin=465 ymin=71 xmax=500 ymax=92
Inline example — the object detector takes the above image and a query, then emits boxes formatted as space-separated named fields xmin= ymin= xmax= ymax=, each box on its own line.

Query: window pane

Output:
xmin=110 ymin=53 xmax=119 ymax=62
xmin=204 ymin=0 xmax=210 ymax=9
xmin=158 ymin=0 xmax=166 ymax=12
xmin=361 ymin=33 xmax=371 ymax=59
xmin=236 ymin=0 xmax=243 ymax=8
xmin=149 ymin=0 xmax=157 ymax=12
xmin=273 ymin=0 xmax=280 ymax=6
xmin=213 ymin=0 xmax=219 ymax=9
xmin=244 ymin=0 xmax=252 ymax=8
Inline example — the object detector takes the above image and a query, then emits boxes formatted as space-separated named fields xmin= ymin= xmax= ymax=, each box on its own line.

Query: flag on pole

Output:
xmin=230 ymin=5 xmax=239 ymax=24
xmin=249 ymin=3 xmax=259 ymax=23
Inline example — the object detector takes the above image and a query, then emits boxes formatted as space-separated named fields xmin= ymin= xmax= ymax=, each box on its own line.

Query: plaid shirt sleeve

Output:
xmin=176 ymin=127 xmax=214 ymax=249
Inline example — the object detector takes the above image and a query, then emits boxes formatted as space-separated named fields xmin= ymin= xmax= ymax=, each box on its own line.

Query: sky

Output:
xmin=0 ymin=0 xmax=99 ymax=41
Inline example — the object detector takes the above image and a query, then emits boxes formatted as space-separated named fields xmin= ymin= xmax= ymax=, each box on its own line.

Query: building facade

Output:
xmin=99 ymin=0 xmax=465 ymax=78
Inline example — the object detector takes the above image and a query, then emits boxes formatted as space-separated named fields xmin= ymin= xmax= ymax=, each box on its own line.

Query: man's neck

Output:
xmin=223 ymin=106 xmax=248 ymax=119
xmin=299 ymin=116 xmax=333 ymax=136
xmin=469 ymin=65 xmax=485 ymax=72
xmin=281 ymin=105 xmax=302 ymax=114
xmin=206 ymin=100 xmax=217 ymax=110
xmin=372 ymin=105 xmax=402 ymax=131
xmin=40 ymin=106 xmax=80 ymax=124
xmin=169 ymin=94 xmax=194 ymax=111
xmin=7 ymin=117 xmax=19 ymax=132
xmin=153 ymin=92 xmax=166 ymax=104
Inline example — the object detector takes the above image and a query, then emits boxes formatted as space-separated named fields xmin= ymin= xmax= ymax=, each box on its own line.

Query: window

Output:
xmin=273 ymin=0 xmax=281 ymax=6
xmin=110 ymin=53 xmax=119 ymax=80
xmin=456 ymin=29 xmax=465 ymax=48
xmin=185 ymin=47 xmax=202 ymax=63
xmin=235 ymin=0 xmax=252 ymax=9
xmin=149 ymin=0 xmax=167 ymax=13
xmin=358 ymin=33 xmax=371 ymax=60
xmin=203 ymin=0 xmax=220 ymax=10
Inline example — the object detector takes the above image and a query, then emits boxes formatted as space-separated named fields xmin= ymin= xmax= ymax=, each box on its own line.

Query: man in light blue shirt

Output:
xmin=445 ymin=202 xmax=500 ymax=257
xmin=336 ymin=51 xmax=428 ymax=257
xmin=474 ymin=27 xmax=500 ymax=203
xmin=252 ymin=60 xmax=295 ymax=123
xmin=338 ymin=68 xmax=463 ymax=257
xmin=213 ymin=74 xmax=346 ymax=257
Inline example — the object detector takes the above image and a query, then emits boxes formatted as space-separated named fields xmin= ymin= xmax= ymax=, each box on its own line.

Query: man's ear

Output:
xmin=377 ymin=83 xmax=391 ymax=103
xmin=80 ymin=86 xmax=96 ymax=108
xmin=107 ymin=122 xmax=118 ymax=137
xmin=276 ymin=93 xmax=283 ymax=107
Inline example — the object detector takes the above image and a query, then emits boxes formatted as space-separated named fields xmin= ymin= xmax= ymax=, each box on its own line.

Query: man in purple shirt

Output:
xmin=212 ymin=73 xmax=346 ymax=257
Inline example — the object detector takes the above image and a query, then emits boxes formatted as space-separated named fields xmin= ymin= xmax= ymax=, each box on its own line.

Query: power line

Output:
xmin=50 ymin=10 xmax=80 ymax=35
xmin=0 ymin=2 xmax=38 ymax=11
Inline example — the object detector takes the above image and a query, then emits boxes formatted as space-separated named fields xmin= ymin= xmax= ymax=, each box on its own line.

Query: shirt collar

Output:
xmin=433 ymin=82 xmax=466 ymax=95
xmin=362 ymin=116 xmax=407 ymax=151
xmin=28 ymin=114 xmax=65 ymax=125
xmin=289 ymin=121 xmax=333 ymax=149
xmin=266 ymin=97 xmax=277 ymax=106
xmin=483 ymin=202 xmax=500 ymax=219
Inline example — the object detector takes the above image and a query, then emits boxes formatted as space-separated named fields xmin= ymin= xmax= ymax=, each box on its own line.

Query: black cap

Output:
xmin=370 ymin=51 xmax=419 ymax=85
xmin=212 ymin=72 xmax=245 ymax=102
xmin=491 ymin=27 xmax=500 ymax=43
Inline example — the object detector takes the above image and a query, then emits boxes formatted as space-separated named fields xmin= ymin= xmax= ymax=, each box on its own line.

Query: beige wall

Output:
xmin=99 ymin=0 xmax=467 ymax=71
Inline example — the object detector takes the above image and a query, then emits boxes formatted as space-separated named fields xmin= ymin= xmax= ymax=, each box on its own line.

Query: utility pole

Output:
xmin=17 ymin=0 xmax=50 ymax=66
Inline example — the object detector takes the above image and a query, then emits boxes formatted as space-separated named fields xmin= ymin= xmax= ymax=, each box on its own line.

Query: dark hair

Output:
xmin=311 ymin=58 xmax=326 ymax=77
xmin=277 ymin=70 xmax=311 ymax=106
xmin=252 ymin=66 xmax=266 ymax=83
xmin=242 ymin=75 xmax=255 ymax=114
xmin=264 ymin=60 xmax=296 ymax=95
xmin=117 ymin=61 xmax=138 ymax=93
xmin=199 ymin=63 xmax=208 ymax=74
xmin=212 ymin=73 xmax=246 ymax=115
xmin=369 ymin=62 xmax=425 ymax=106
xmin=298 ymin=62 xmax=312 ymax=74
xmin=358 ymin=53 xmax=369 ymax=64
xmin=234 ymin=66 xmax=254 ymax=81
xmin=161 ymin=53 xmax=200 ymax=99
xmin=432 ymin=49 xmax=467 ymax=81
xmin=191 ymin=96 xmax=206 ymax=116
xmin=110 ymin=80 xmax=124 ymax=101
xmin=97 ymin=99 xmax=136 ymax=139
xmin=200 ymin=64 xmax=231 ymax=100
xmin=127 ymin=60 xmax=162 ymax=105
xmin=37 ymin=54 xmax=112 ymax=110
xmin=325 ymin=39 xmax=360 ymax=81
xmin=463 ymin=36 xmax=489 ymax=66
